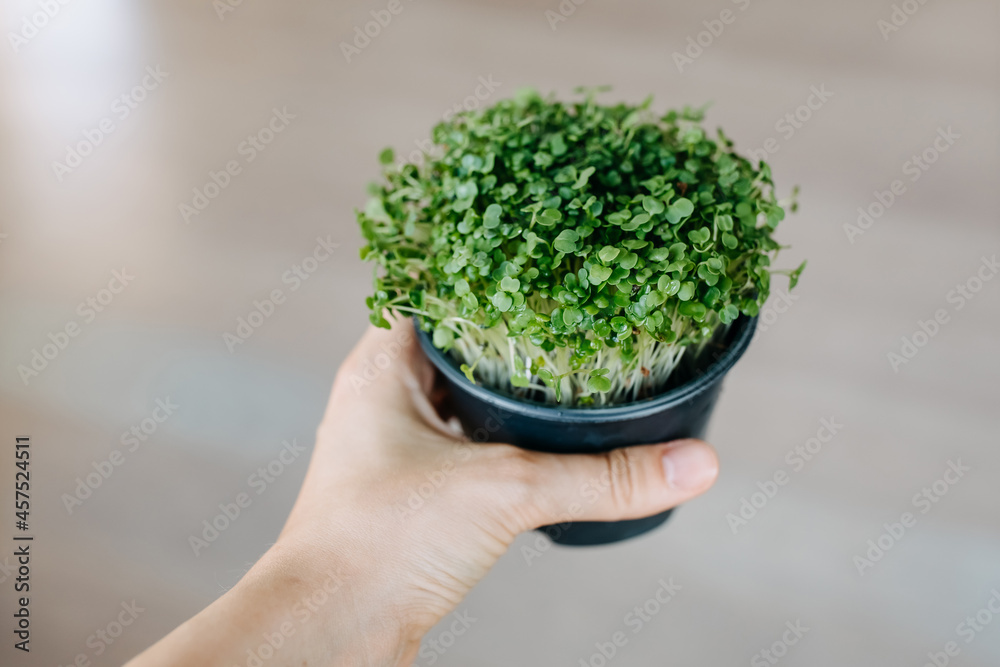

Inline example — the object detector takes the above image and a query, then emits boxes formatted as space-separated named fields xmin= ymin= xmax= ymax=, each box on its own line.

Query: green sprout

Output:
xmin=359 ymin=88 xmax=804 ymax=407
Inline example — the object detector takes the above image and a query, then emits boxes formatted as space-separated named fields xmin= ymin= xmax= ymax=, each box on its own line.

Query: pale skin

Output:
xmin=128 ymin=318 xmax=720 ymax=666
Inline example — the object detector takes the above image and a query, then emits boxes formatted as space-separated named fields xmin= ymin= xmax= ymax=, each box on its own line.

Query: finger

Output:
xmin=328 ymin=317 xmax=460 ymax=437
xmin=331 ymin=317 xmax=433 ymax=400
xmin=515 ymin=439 xmax=719 ymax=527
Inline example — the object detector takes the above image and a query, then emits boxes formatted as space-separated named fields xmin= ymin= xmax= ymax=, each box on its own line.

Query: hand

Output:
xmin=128 ymin=318 xmax=720 ymax=666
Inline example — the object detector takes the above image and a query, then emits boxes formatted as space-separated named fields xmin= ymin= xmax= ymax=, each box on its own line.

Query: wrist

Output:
xmin=247 ymin=536 xmax=420 ymax=666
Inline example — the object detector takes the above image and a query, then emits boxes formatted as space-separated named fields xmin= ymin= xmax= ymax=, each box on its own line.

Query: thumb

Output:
xmin=520 ymin=439 xmax=720 ymax=527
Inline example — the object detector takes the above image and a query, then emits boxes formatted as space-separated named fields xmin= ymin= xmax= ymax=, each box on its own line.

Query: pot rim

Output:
xmin=415 ymin=315 xmax=758 ymax=424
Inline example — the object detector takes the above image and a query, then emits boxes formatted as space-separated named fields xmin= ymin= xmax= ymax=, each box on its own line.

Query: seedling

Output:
xmin=359 ymin=88 xmax=804 ymax=406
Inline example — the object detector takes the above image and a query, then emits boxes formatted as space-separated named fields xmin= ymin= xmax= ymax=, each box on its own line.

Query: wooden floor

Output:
xmin=0 ymin=0 xmax=997 ymax=664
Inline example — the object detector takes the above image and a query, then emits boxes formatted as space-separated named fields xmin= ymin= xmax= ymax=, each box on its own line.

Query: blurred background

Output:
xmin=0 ymin=0 xmax=998 ymax=664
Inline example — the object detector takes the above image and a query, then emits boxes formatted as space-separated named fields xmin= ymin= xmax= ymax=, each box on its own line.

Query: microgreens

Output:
xmin=359 ymin=88 xmax=804 ymax=406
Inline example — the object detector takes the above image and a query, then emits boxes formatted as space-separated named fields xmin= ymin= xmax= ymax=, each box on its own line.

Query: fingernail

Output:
xmin=662 ymin=442 xmax=718 ymax=491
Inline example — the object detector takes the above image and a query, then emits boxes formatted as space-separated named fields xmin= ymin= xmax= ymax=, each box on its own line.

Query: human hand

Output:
xmin=128 ymin=318 xmax=720 ymax=666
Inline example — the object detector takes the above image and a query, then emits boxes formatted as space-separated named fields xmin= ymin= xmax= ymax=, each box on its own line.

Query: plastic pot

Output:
xmin=414 ymin=315 xmax=757 ymax=546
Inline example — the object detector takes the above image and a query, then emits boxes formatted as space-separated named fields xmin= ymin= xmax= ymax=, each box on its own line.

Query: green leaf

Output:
xmin=666 ymin=197 xmax=694 ymax=223
xmin=658 ymin=277 xmax=680 ymax=296
xmin=677 ymin=282 xmax=695 ymax=301
xmin=687 ymin=227 xmax=711 ymax=244
xmin=538 ymin=208 xmax=563 ymax=227
xmin=433 ymin=326 xmax=454 ymax=348
xmin=678 ymin=301 xmax=707 ymax=320
xmin=589 ymin=264 xmax=613 ymax=283
xmin=599 ymin=246 xmax=621 ymax=262
xmin=621 ymin=213 xmax=650 ymax=231
xmin=500 ymin=275 xmax=520 ymax=292
xmin=648 ymin=247 xmax=670 ymax=262
xmin=378 ymin=147 xmax=395 ymax=165
xmin=642 ymin=196 xmax=665 ymax=215
xmin=587 ymin=374 xmax=612 ymax=393
xmin=483 ymin=203 xmax=502 ymax=228
xmin=553 ymin=229 xmax=580 ymax=253
xmin=492 ymin=292 xmax=513 ymax=312
xmin=573 ymin=166 xmax=596 ymax=189
xmin=619 ymin=252 xmax=639 ymax=270
xmin=788 ymin=260 xmax=806 ymax=289
xmin=460 ymin=363 xmax=477 ymax=383
xmin=610 ymin=316 xmax=629 ymax=333
xmin=563 ymin=306 xmax=582 ymax=326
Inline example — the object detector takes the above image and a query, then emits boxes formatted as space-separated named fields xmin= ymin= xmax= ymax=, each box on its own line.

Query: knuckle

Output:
xmin=479 ymin=444 xmax=543 ymax=513
xmin=603 ymin=448 xmax=640 ymax=511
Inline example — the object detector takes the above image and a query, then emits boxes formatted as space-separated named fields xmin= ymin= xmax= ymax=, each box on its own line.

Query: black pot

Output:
xmin=415 ymin=316 xmax=757 ymax=546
